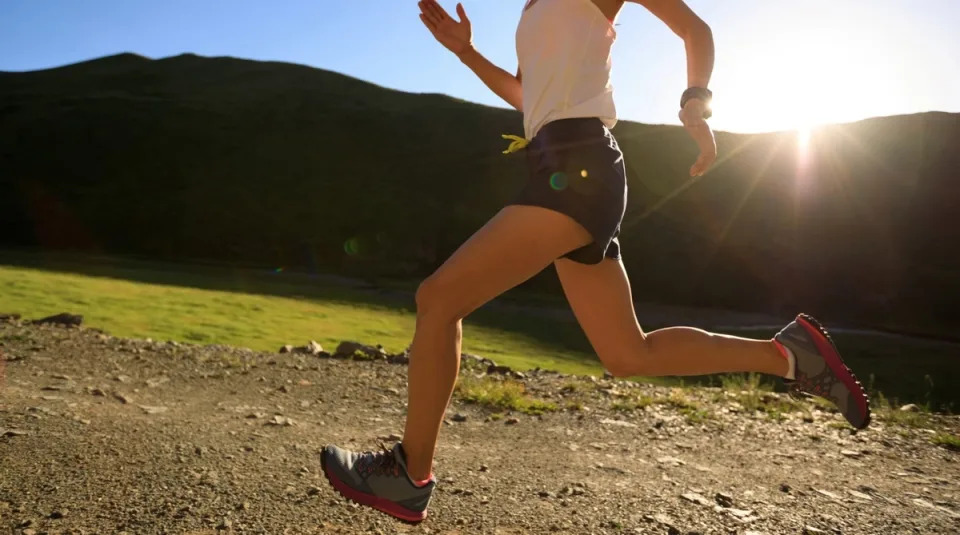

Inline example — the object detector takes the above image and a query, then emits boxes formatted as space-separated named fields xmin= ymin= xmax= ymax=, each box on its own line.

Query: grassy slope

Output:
xmin=1 ymin=257 xmax=956 ymax=411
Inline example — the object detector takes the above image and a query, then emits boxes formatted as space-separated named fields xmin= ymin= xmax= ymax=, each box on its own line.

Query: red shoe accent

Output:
xmin=321 ymin=453 xmax=427 ymax=523
xmin=795 ymin=315 xmax=870 ymax=424
xmin=412 ymin=476 xmax=433 ymax=488
xmin=772 ymin=339 xmax=790 ymax=360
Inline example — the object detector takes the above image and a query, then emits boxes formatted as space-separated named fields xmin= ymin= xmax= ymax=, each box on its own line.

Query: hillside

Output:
xmin=1 ymin=318 xmax=959 ymax=534
xmin=1 ymin=53 xmax=958 ymax=332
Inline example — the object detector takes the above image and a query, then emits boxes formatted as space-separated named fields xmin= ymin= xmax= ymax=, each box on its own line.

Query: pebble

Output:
xmin=505 ymin=418 xmax=520 ymax=425
xmin=680 ymin=492 xmax=712 ymax=506
xmin=715 ymin=492 xmax=734 ymax=507
xmin=49 ymin=509 xmax=68 ymax=519
xmin=779 ymin=483 xmax=792 ymax=493
xmin=452 ymin=413 xmax=467 ymax=422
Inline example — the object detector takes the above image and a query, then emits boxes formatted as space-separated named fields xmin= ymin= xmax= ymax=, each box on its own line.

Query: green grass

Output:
xmin=932 ymin=434 xmax=960 ymax=451
xmin=455 ymin=376 xmax=557 ymax=415
xmin=0 ymin=263 xmax=604 ymax=377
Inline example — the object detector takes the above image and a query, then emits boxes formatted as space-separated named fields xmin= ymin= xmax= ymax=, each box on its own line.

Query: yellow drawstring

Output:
xmin=501 ymin=134 xmax=530 ymax=154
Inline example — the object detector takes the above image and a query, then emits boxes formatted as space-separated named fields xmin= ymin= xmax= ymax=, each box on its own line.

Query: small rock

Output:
xmin=138 ymin=405 xmax=168 ymax=415
xmin=848 ymin=490 xmax=873 ymax=501
xmin=266 ymin=415 xmax=295 ymax=426
xmin=49 ymin=509 xmax=68 ymax=519
xmin=538 ymin=490 xmax=555 ymax=499
xmin=900 ymin=404 xmax=920 ymax=412
xmin=246 ymin=412 xmax=266 ymax=419
xmin=815 ymin=489 xmax=840 ymax=500
xmin=334 ymin=341 xmax=385 ymax=360
xmin=715 ymin=492 xmax=734 ymax=507
xmin=22 ymin=530 xmax=37 ymax=535
xmin=803 ymin=527 xmax=828 ymax=535
xmin=479 ymin=464 xmax=489 ymax=472
xmin=278 ymin=385 xmax=291 ymax=393
xmin=779 ymin=483 xmax=792 ymax=493
xmin=279 ymin=344 xmax=294 ymax=354
xmin=505 ymin=417 xmax=520 ymax=425
xmin=240 ymin=501 xmax=251 ymax=510
xmin=1 ymin=429 xmax=28 ymax=437
xmin=378 ymin=433 xmax=402 ymax=442
xmin=681 ymin=492 xmax=712 ymax=506
xmin=218 ymin=518 xmax=233 ymax=530
xmin=307 ymin=486 xmax=322 ymax=496
xmin=145 ymin=377 xmax=169 ymax=388
xmin=840 ymin=449 xmax=862 ymax=458
xmin=600 ymin=418 xmax=638 ymax=428
xmin=115 ymin=374 xmax=132 ymax=383
xmin=113 ymin=392 xmax=133 ymax=404
xmin=657 ymin=456 xmax=686 ymax=467
xmin=486 ymin=364 xmax=513 ymax=375
xmin=452 ymin=413 xmax=468 ymax=422
xmin=31 ymin=313 xmax=83 ymax=326
xmin=386 ymin=353 xmax=409 ymax=365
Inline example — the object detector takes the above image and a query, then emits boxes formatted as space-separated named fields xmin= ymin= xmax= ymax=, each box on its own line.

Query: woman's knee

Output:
xmin=599 ymin=338 xmax=657 ymax=378
xmin=415 ymin=275 xmax=461 ymax=321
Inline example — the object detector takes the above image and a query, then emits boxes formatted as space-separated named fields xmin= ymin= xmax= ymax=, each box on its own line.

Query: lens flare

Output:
xmin=580 ymin=169 xmax=588 ymax=178
xmin=344 ymin=238 xmax=361 ymax=255
xmin=273 ymin=267 xmax=284 ymax=273
xmin=549 ymin=172 xmax=568 ymax=191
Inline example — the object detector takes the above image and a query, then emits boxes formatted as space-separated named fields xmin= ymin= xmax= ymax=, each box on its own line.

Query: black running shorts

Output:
xmin=508 ymin=117 xmax=627 ymax=265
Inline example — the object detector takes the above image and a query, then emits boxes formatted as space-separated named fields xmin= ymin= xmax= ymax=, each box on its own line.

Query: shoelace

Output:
xmin=788 ymin=375 xmax=829 ymax=401
xmin=356 ymin=443 xmax=402 ymax=478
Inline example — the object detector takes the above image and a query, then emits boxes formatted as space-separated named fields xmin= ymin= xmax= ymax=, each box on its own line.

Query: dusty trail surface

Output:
xmin=1 ymin=320 xmax=958 ymax=534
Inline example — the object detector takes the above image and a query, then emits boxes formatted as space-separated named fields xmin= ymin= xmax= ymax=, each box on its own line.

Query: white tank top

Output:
xmin=516 ymin=0 xmax=618 ymax=140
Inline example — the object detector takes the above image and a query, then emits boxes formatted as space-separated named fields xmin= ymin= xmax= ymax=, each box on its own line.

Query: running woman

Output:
xmin=321 ymin=0 xmax=872 ymax=523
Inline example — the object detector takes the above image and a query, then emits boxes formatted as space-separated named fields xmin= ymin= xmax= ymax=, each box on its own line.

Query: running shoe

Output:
xmin=775 ymin=313 xmax=871 ymax=429
xmin=321 ymin=442 xmax=435 ymax=523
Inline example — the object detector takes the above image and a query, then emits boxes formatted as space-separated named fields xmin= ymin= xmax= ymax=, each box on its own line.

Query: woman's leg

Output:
xmin=554 ymin=256 xmax=789 ymax=378
xmin=401 ymin=204 xmax=593 ymax=480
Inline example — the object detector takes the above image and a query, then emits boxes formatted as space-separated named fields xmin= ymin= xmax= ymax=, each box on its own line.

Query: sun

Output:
xmin=708 ymin=16 xmax=900 ymax=134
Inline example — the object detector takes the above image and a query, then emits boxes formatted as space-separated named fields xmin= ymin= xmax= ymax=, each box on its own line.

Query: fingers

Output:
xmin=690 ymin=152 xmax=714 ymax=177
xmin=424 ymin=0 xmax=450 ymax=23
xmin=456 ymin=2 xmax=470 ymax=24
xmin=419 ymin=13 xmax=438 ymax=34
xmin=418 ymin=1 xmax=442 ymax=28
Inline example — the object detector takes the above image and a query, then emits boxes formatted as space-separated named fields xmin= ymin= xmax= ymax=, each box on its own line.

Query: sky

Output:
xmin=2 ymin=0 xmax=959 ymax=133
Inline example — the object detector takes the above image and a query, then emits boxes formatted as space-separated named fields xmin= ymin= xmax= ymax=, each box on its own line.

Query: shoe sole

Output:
xmin=320 ymin=450 xmax=428 ymax=524
xmin=796 ymin=313 xmax=871 ymax=429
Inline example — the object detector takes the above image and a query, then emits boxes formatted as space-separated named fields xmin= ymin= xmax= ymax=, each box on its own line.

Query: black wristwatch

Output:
xmin=680 ymin=87 xmax=713 ymax=119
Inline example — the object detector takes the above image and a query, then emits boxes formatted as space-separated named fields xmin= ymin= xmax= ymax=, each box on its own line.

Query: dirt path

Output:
xmin=1 ymin=320 xmax=958 ymax=534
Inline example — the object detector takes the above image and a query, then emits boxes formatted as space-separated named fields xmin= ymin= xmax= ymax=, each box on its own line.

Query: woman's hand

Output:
xmin=418 ymin=1 xmax=473 ymax=57
xmin=679 ymin=98 xmax=717 ymax=177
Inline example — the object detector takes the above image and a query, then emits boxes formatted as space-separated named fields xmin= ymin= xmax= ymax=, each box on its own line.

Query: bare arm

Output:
xmin=457 ymin=48 xmax=523 ymax=112
xmin=418 ymin=1 xmax=522 ymax=111
xmin=629 ymin=0 xmax=716 ymax=176
xmin=629 ymin=0 xmax=714 ymax=89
